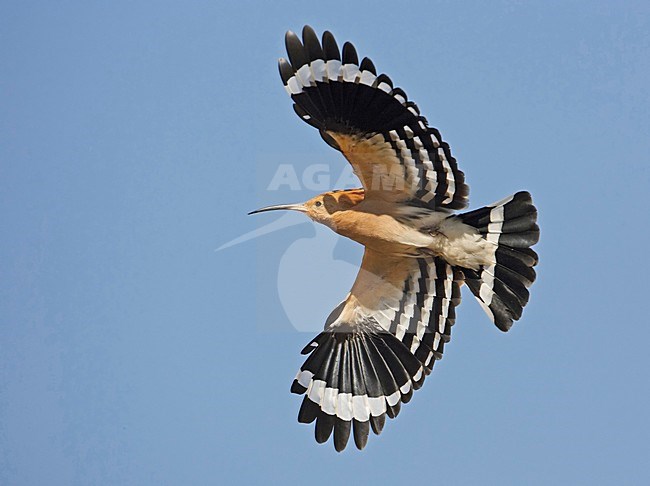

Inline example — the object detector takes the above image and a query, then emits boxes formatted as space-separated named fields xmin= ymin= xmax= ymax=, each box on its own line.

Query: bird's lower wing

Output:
xmin=291 ymin=249 xmax=463 ymax=451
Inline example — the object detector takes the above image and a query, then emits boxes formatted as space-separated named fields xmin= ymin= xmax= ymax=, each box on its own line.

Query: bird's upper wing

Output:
xmin=291 ymin=249 xmax=463 ymax=451
xmin=279 ymin=26 xmax=469 ymax=210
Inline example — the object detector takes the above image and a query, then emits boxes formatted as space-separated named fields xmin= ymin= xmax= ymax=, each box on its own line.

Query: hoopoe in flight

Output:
xmin=250 ymin=26 xmax=540 ymax=451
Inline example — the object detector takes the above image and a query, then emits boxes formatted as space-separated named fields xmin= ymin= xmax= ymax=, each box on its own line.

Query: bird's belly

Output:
xmin=331 ymin=210 xmax=495 ymax=267
xmin=425 ymin=217 xmax=496 ymax=269
xmin=332 ymin=212 xmax=434 ymax=257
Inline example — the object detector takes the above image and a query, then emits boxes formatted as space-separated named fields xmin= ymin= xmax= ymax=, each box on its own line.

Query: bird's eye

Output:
xmin=315 ymin=201 xmax=322 ymax=207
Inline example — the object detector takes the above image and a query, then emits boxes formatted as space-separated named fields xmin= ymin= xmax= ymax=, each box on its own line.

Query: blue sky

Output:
xmin=2 ymin=1 xmax=650 ymax=484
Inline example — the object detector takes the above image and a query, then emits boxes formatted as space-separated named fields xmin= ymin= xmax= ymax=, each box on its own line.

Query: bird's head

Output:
xmin=249 ymin=189 xmax=365 ymax=225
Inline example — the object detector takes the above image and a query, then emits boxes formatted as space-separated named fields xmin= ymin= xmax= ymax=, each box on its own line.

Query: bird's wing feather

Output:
xmin=291 ymin=249 xmax=463 ymax=450
xmin=279 ymin=26 xmax=469 ymax=210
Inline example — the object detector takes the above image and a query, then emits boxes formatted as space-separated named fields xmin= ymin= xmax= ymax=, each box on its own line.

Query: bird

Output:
xmin=249 ymin=26 xmax=540 ymax=452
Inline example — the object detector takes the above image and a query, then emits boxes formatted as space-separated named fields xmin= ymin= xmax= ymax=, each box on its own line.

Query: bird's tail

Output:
xmin=458 ymin=191 xmax=539 ymax=331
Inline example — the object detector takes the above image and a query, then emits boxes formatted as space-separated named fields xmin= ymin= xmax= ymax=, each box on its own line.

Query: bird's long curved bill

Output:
xmin=248 ymin=203 xmax=306 ymax=215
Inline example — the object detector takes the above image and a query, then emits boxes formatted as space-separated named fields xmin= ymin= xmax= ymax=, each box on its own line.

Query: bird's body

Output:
xmin=304 ymin=188 xmax=495 ymax=268
xmin=251 ymin=26 xmax=540 ymax=451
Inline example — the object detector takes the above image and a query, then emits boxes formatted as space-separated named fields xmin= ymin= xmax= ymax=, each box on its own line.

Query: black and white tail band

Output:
xmin=460 ymin=191 xmax=540 ymax=331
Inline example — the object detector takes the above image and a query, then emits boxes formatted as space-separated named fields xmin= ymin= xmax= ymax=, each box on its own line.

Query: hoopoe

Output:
xmin=250 ymin=26 xmax=540 ymax=452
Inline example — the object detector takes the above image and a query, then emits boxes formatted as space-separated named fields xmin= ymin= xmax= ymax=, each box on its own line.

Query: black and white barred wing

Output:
xmin=291 ymin=250 xmax=462 ymax=451
xmin=279 ymin=26 xmax=469 ymax=210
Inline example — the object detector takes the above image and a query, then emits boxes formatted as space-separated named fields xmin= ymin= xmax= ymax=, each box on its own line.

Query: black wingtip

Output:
xmin=297 ymin=396 xmax=319 ymax=424
xmin=302 ymin=25 xmax=324 ymax=61
xmin=342 ymin=41 xmax=359 ymax=65
xmin=360 ymin=57 xmax=376 ymax=74
xmin=278 ymin=57 xmax=294 ymax=84
xmin=370 ymin=413 xmax=386 ymax=435
xmin=333 ymin=418 xmax=351 ymax=452
xmin=386 ymin=399 xmax=401 ymax=419
xmin=375 ymin=73 xmax=393 ymax=89
xmin=322 ymin=30 xmax=340 ymax=61
xmin=285 ymin=30 xmax=308 ymax=70
xmin=495 ymin=317 xmax=514 ymax=333
xmin=353 ymin=419 xmax=369 ymax=450
xmin=284 ymin=29 xmax=296 ymax=45
xmin=315 ymin=412 xmax=335 ymax=444
xmin=290 ymin=380 xmax=307 ymax=395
